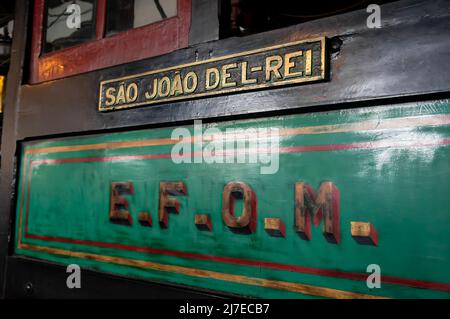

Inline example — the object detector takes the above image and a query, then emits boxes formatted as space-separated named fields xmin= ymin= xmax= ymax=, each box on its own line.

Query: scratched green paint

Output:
xmin=15 ymin=100 xmax=450 ymax=298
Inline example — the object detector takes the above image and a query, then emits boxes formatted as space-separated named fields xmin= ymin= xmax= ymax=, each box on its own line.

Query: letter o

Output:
xmin=158 ymin=76 xmax=171 ymax=97
xmin=183 ymin=72 xmax=198 ymax=94
xmin=126 ymin=83 xmax=138 ymax=102
xmin=222 ymin=181 xmax=257 ymax=233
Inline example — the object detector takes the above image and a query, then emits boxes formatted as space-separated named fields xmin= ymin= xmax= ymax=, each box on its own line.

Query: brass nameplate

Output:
xmin=98 ymin=37 xmax=327 ymax=111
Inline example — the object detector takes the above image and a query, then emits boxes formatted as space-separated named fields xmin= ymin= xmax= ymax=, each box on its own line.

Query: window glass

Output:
xmin=106 ymin=0 xmax=177 ymax=36
xmin=43 ymin=0 xmax=96 ymax=53
xmin=220 ymin=0 xmax=399 ymax=38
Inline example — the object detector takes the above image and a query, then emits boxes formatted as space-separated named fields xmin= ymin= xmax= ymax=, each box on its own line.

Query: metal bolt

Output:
xmin=330 ymin=37 xmax=343 ymax=52
xmin=24 ymin=282 xmax=34 ymax=295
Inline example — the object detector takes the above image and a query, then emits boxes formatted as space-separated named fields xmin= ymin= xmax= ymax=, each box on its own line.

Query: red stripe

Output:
xmin=25 ymin=233 xmax=450 ymax=293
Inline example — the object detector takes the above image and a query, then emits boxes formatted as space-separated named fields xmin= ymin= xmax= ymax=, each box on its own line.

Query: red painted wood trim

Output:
xmin=29 ymin=0 xmax=192 ymax=83
xmin=95 ymin=0 xmax=106 ymax=40
xmin=29 ymin=0 xmax=45 ymax=84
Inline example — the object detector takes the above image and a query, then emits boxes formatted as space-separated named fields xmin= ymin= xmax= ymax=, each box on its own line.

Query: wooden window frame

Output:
xmin=30 ymin=0 xmax=191 ymax=83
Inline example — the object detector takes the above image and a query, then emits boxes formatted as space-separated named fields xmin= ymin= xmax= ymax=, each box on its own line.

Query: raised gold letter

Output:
xmin=206 ymin=68 xmax=220 ymax=90
xmin=145 ymin=78 xmax=158 ymax=99
xmin=305 ymin=49 xmax=312 ymax=76
xmin=126 ymin=82 xmax=138 ymax=102
xmin=158 ymin=76 xmax=171 ymax=97
xmin=265 ymin=55 xmax=283 ymax=81
xmin=284 ymin=51 xmax=303 ymax=78
xmin=105 ymin=87 xmax=116 ymax=106
xmin=170 ymin=73 xmax=183 ymax=96
xmin=221 ymin=63 xmax=237 ymax=88
xmin=116 ymin=84 xmax=126 ymax=104
xmin=241 ymin=61 xmax=257 ymax=85
xmin=183 ymin=72 xmax=198 ymax=94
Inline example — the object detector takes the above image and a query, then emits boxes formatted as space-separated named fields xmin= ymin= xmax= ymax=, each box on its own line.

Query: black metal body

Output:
xmin=1 ymin=0 xmax=449 ymax=298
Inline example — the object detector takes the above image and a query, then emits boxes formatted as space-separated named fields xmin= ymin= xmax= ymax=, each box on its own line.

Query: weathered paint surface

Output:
xmin=14 ymin=100 xmax=450 ymax=298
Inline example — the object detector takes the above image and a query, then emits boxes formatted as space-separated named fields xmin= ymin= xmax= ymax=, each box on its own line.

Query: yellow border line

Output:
xmin=98 ymin=38 xmax=326 ymax=111
xmin=20 ymin=243 xmax=386 ymax=299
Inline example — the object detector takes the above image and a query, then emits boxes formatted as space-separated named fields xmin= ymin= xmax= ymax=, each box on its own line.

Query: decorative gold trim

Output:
xmin=98 ymin=37 xmax=327 ymax=111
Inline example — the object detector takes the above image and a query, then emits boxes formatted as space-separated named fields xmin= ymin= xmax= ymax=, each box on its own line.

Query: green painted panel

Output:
xmin=15 ymin=100 xmax=450 ymax=298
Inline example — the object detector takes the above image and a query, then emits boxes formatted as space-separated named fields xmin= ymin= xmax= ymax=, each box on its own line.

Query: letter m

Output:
xmin=295 ymin=181 xmax=340 ymax=243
